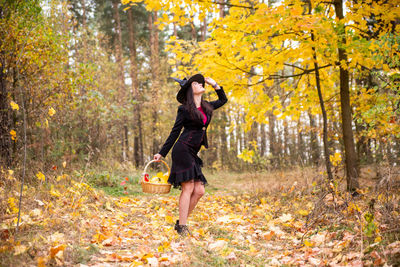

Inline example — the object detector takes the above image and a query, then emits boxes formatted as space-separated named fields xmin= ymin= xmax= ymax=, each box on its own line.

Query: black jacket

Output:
xmin=159 ymin=88 xmax=228 ymax=157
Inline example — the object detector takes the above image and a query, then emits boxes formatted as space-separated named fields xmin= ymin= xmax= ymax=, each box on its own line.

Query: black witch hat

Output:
xmin=172 ymin=74 xmax=205 ymax=104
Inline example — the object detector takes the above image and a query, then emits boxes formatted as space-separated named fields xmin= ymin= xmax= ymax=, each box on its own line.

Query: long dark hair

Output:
xmin=184 ymin=86 xmax=213 ymax=122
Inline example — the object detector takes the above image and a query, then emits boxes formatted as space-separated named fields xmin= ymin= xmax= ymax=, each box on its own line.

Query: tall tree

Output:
xmin=0 ymin=3 xmax=11 ymax=166
xmin=333 ymin=0 xmax=359 ymax=191
xmin=127 ymin=8 xmax=144 ymax=166
xmin=148 ymin=11 xmax=160 ymax=155
xmin=112 ymin=0 xmax=128 ymax=161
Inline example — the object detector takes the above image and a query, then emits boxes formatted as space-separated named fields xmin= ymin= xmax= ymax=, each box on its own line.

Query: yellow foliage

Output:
xmin=238 ymin=149 xmax=255 ymax=163
xmin=330 ymin=152 xmax=342 ymax=167
xmin=36 ymin=171 xmax=45 ymax=182
xmin=50 ymin=185 xmax=62 ymax=197
xmin=7 ymin=197 xmax=18 ymax=214
xmin=9 ymin=130 xmax=17 ymax=141
xmin=10 ymin=101 xmax=19 ymax=110
xmin=48 ymin=107 xmax=56 ymax=117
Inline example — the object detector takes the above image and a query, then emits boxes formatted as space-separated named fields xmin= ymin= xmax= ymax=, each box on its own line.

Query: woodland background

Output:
xmin=1 ymin=0 xmax=400 ymax=187
xmin=0 ymin=0 xmax=400 ymax=266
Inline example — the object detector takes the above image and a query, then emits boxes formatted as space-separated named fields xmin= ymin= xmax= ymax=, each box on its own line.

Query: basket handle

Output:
xmin=140 ymin=160 xmax=170 ymax=184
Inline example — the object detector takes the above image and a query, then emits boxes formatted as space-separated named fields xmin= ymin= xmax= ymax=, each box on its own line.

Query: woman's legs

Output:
xmin=188 ymin=181 xmax=205 ymax=216
xmin=179 ymin=181 xmax=194 ymax=225
xmin=178 ymin=181 xmax=205 ymax=225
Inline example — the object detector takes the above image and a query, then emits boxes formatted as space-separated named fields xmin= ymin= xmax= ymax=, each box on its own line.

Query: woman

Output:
xmin=153 ymin=73 xmax=228 ymax=236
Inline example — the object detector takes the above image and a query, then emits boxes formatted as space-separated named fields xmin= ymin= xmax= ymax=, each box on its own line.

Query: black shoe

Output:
xmin=174 ymin=220 xmax=179 ymax=231
xmin=176 ymin=225 xmax=190 ymax=236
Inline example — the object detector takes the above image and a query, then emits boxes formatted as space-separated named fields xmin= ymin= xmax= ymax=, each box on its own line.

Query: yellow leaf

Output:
xmin=44 ymin=119 xmax=49 ymax=128
xmin=36 ymin=172 xmax=45 ymax=182
xmin=273 ymin=109 xmax=281 ymax=116
xmin=249 ymin=245 xmax=257 ymax=253
xmin=298 ymin=209 xmax=309 ymax=216
xmin=105 ymin=201 xmax=113 ymax=211
xmin=48 ymin=107 xmax=56 ymax=117
xmin=10 ymin=101 xmax=19 ymax=110
xmin=50 ymin=185 xmax=61 ymax=197
xmin=62 ymin=161 xmax=67 ymax=168
xmin=165 ymin=215 xmax=174 ymax=224
xmin=10 ymin=130 xmax=17 ymax=141
xmin=304 ymin=240 xmax=314 ymax=247
xmin=7 ymin=197 xmax=18 ymax=214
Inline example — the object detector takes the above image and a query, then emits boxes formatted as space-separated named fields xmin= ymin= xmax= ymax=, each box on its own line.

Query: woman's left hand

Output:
xmin=205 ymin=77 xmax=219 ymax=89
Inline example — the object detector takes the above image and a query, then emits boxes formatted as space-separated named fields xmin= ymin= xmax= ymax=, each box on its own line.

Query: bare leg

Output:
xmin=188 ymin=181 xmax=205 ymax=216
xmin=179 ymin=181 xmax=194 ymax=225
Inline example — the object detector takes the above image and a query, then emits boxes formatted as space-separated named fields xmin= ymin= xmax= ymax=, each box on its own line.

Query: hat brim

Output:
xmin=176 ymin=74 xmax=205 ymax=104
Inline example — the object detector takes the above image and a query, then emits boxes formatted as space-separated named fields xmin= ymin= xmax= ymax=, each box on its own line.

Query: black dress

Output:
xmin=158 ymin=88 xmax=228 ymax=188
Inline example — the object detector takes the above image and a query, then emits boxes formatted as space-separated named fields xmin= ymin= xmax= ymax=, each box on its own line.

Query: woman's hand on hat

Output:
xmin=154 ymin=153 xmax=162 ymax=161
xmin=205 ymin=77 xmax=219 ymax=89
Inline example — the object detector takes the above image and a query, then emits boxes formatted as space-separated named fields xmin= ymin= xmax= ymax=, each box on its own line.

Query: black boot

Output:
xmin=176 ymin=224 xmax=190 ymax=236
xmin=174 ymin=220 xmax=179 ymax=231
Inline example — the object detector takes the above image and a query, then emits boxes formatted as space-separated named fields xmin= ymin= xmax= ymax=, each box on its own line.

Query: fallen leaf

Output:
xmin=278 ymin=213 xmax=292 ymax=223
xmin=304 ymin=240 xmax=314 ymax=247
xmin=165 ymin=215 xmax=174 ymax=224
xmin=208 ymin=240 xmax=227 ymax=251
xmin=14 ymin=245 xmax=28 ymax=255
xmin=37 ymin=256 xmax=47 ymax=267
xmin=50 ymin=244 xmax=66 ymax=258
xmin=49 ymin=232 xmax=65 ymax=245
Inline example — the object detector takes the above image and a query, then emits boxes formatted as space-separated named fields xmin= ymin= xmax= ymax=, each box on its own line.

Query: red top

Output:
xmin=197 ymin=106 xmax=207 ymax=125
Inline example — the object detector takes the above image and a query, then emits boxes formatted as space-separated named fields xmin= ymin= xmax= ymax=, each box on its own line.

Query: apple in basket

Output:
xmin=143 ymin=173 xmax=149 ymax=182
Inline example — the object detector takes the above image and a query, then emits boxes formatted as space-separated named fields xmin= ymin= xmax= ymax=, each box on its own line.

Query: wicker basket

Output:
xmin=140 ymin=160 xmax=171 ymax=194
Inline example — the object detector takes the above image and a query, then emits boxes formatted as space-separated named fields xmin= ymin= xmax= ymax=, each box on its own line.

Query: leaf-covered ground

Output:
xmin=1 ymin=167 xmax=399 ymax=266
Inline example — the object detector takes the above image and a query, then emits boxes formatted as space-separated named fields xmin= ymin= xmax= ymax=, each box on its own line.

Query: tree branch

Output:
xmin=197 ymin=0 xmax=256 ymax=10
xmin=284 ymin=63 xmax=305 ymax=71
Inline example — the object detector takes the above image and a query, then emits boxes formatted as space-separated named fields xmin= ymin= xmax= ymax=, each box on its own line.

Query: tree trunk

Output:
xmin=308 ymin=112 xmax=320 ymax=166
xmin=354 ymin=70 xmax=373 ymax=165
xmin=219 ymin=0 xmax=225 ymax=18
xmin=81 ymin=0 xmax=87 ymax=62
xmin=149 ymin=12 xmax=160 ymax=155
xmin=112 ymin=0 xmax=128 ymax=161
xmin=219 ymin=111 xmax=228 ymax=166
xmin=283 ymin=119 xmax=289 ymax=166
xmin=173 ymin=22 xmax=177 ymax=37
xmin=268 ymin=111 xmax=278 ymax=168
xmin=0 ymin=40 xmax=11 ymax=167
xmin=190 ymin=21 xmax=196 ymax=41
xmin=307 ymin=0 xmax=333 ymax=180
xmin=201 ymin=17 xmax=207 ymax=41
xmin=127 ymin=8 xmax=144 ymax=167
xmin=260 ymin=123 xmax=266 ymax=157
xmin=297 ymin=119 xmax=305 ymax=166
xmin=334 ymin=0 xmax=359 ymax=191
